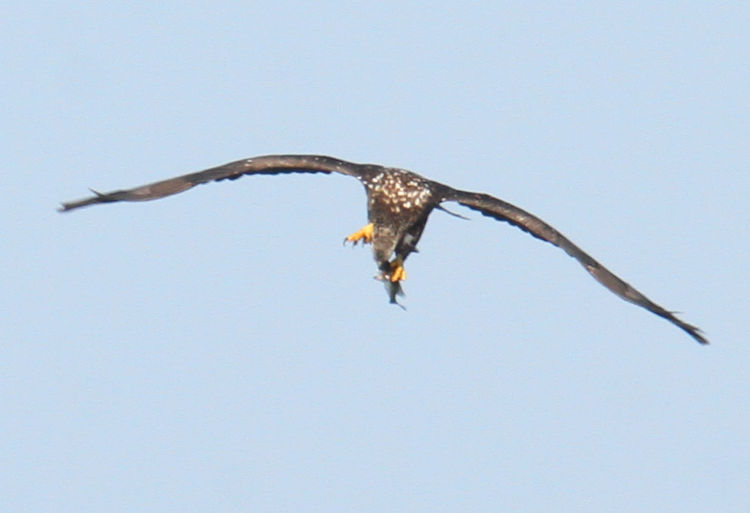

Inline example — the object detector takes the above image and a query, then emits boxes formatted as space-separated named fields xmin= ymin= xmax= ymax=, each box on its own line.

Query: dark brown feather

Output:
xmin=59 ymin=155 xmax=367 ymax=212
xmin=444 ymin=189 xmax=708 ymax=344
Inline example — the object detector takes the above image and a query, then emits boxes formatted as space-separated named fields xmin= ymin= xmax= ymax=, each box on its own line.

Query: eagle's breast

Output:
xmin=363 ymin=169 xmax=434 ymax=219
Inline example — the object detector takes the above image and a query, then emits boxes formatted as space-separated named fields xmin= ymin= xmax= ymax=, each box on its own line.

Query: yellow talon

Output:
xmin=390 ymin=257 xmax=407 ymax=282
xmin=345 ymin=222 xmax=374 ymax=245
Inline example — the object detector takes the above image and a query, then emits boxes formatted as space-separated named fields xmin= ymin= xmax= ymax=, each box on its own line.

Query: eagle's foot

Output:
xmin=375 ymin=257 xmax=407 ymax=283
xmin=388 ymin=256 xmax=407 ymax=282
xmin=344 ymin=223 xmax=374 ymax=246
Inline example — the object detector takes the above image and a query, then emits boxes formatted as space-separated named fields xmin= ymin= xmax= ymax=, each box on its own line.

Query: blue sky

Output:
xmin=3 ymin=2 xmax=749 ymax=512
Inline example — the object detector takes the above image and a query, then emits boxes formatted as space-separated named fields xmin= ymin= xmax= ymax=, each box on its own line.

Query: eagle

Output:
xmin=59 ymin=154 xmax=708 ymax=344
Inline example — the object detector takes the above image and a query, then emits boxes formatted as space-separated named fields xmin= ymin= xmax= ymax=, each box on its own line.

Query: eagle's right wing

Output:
xmin=59 ymin=155 xmax=369 ymax=212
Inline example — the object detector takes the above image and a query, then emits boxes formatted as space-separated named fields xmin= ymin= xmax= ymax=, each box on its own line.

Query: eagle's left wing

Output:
xmin=444 ymin=189 xmax=708 ymax=344
xmin=59 ymin=155 xmax=368 ymax=212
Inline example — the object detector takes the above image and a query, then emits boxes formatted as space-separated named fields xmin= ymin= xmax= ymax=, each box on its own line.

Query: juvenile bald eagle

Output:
xmin=59 ymin=154 xmax=708 ymax=344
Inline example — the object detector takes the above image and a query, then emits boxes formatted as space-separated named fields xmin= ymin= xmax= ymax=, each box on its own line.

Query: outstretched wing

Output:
xmin=59 ymin=155 xmax=369 ymax=212
xmin=444 ymin=189 xmax=708 ymax=344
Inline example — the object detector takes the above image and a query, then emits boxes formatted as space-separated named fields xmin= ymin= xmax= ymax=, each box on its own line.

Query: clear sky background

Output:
xmin=3 ymin=2 xmax=749 ymax=512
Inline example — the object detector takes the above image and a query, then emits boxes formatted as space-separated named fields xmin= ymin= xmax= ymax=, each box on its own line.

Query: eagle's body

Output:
xmin=361 ymin=169 xmax=441 ymax=267
xmin=60 ymin=154 xmax=708 ymax=344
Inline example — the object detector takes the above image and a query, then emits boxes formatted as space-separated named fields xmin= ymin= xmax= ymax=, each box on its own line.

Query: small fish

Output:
xmin=381 ymin=275 xmax=406 ymax=310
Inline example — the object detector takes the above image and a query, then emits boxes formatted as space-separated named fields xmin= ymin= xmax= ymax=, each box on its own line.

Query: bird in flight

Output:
xmin=59 ymin=154 xmax=708 ymax=344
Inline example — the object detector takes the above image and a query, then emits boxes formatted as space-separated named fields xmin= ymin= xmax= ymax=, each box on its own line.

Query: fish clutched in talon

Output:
xmin=374 ymin=256 xmax=407 ymax=308
xmin=388 ymin=256 xmax=407 ymax=283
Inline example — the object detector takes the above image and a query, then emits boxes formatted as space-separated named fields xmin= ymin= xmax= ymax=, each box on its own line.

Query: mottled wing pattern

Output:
xmin=445 ymin=189 xmax=708 ymax=344
xmin=59 ymin=155 xmax=368 ymax=212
